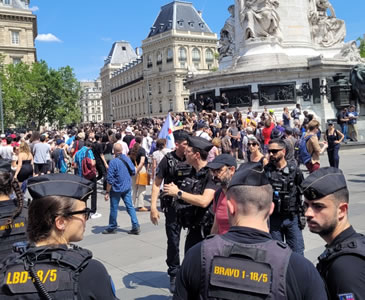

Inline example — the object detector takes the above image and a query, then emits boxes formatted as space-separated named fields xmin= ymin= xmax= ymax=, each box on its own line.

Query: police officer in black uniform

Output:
xmin=302 ymin=167 xmax=365 ymax=300
xmin=163 ymin=136 xmax=217 ymax=253
xmin=264 ymin=138 xmax=305 ymax=254
xmin=0 ymin=173 xmax=118 ymax=300
xmin=0 ymin=160 xmax=27 ymax=262
xmin=150 ymin=130 xmax=192 ymax=293
xmin=174 ymin=163 xmax=327 ymax=300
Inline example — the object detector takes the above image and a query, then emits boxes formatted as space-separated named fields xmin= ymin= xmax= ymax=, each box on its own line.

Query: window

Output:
xmin=11 ymin=31 xmax=19 ymax=45
xmin=158 ymin=82 xmax=161 ymax=94
xmin=98 ymin=115 xmax=101 ymax=121
xmin=148 ymin=83 xmax=152 ymax=95
xmin=12 ymin=57 xmax=21 ymax=65
xmin=169 ymin=99 xmax=173 ymax=111
xmin=149 ymin=102 xmax=153 ymax=114
xmin=92 ymin=107 xmax=95 ymax=113
xmin=92 ymin=115 xmax=96 ymax=122
xmin=205 ymin=49 xmax=214 ymax=62
xmin=147 ymin=55 xmax=152 ymax=68
xmin=178 ymin=47 xmax=187 ymax=61
xmin=184 ymin=98 xmax=189 ymax=110
xmin=168 ymin=80 xmax=172 ymax=92
xmin=4 ymin=0 xmax=11 ymax=5
xmin=157 ymin=51 xmax=162 ymax=65
xmin=159 ymin=101 xmax=163 ymax=113
xmin=167 ymin=48 xmax=173 ymax=63
xmin=180 ymin=62 xmax=186 ymax=68
xmin=192 ymin=48 xmax=200 ymax=62
xmin=183 ymin=78 xmax=187 ymax=90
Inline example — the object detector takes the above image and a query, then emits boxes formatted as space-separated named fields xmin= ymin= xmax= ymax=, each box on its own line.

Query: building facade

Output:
xmin=0 ymin=0 xmax=37 ymax=64
xmin=105 ymin=1 xmax=218 ymax=122
xmin=80 ymin=80 xmax=103 ymax=124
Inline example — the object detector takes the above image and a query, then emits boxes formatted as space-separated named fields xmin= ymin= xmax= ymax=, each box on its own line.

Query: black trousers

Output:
xmin=184 ymin=225 xmax=211 ymax=254
xmin=90 ymin=177 xmax=97 ymax=213
xmin=96 ymin=162 xmax=107 ymax=190
xmin=164 ymin=207 xmax=182 ymax=278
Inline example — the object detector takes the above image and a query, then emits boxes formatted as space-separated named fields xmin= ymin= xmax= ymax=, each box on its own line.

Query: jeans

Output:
xmin=165 ymin=207 xmax=182 ymax=278
xmin=108 ymin=189 xmax=139 ymax=230
xmin=270 ymin=213 xmax=304 ymax=255
xmin=341 ymin=124 xmax=348 ymax=141
xmin=327 ymin=145 xmax=340 ymax=168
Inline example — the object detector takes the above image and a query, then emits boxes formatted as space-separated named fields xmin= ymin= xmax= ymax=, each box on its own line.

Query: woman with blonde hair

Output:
xmin=207 ymin=137 xmax=221 ymax=162
xmin=14 ymin=141 xmax=34 ymax=186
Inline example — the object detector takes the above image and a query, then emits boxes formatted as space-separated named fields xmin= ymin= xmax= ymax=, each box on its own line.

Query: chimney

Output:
xmin=197 ymin=10 xmax=202 ymax=17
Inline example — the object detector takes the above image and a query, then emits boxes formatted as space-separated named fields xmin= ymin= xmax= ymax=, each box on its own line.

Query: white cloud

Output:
xmin=36 ymin=33 xmax=62 ymax=43
xmin=29 ymin=6 xmax=39 ymax=12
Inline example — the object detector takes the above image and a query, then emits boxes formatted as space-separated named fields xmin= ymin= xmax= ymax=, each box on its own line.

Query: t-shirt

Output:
xmin=152 ymin=148 xmax=171 ymax=167
xmin=213 ymin=190 xmax=230 ymax=235
xmin=262 ymin=123 xmax=275 ymax=145
xmin=0 ymin=145 xmax=13 ymax=160
xmin=33 ymin=142 xmax=51 ymax=164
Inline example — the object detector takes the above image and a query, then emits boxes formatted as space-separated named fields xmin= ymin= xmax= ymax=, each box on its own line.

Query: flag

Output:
xmin=158 ymin=113 xmax=175 ymax=149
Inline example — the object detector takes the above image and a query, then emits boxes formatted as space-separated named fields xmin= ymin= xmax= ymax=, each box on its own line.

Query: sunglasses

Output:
xmin=65 ymin=208 xmax=91 ymax=220
xmin=268 ymin=149 xmax=283 ymax=154
xmin=247 ymin=143 xmax=258 ymax=147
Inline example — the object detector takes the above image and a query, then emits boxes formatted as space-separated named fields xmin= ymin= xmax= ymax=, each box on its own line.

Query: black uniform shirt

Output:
xmin=156 ymin=151 xmax=185 ymax=185
xmin=174 ymin=227 xmax=327 ymax=300
xmin=323 ymin=226 xmax=365 ymax=300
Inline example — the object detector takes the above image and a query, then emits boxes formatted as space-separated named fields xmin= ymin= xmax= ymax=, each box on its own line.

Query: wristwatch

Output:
xmin=177 ymin=190 xmax=183 ymax=199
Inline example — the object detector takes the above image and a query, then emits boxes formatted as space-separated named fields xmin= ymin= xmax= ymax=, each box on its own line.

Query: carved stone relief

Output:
xmin=219 ymin=5 xmax=235 ymax=60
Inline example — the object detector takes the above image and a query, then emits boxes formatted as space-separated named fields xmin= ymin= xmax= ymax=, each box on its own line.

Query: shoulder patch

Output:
xmin=338 ymin=293 xmax=355 ymax=300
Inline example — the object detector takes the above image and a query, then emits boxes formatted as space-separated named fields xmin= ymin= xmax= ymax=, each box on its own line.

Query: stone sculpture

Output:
xmin=350 ymin=64 xmax=365 ymax=104
xmin=308 ymin=0 xmax=345 ymax=47
xmin=238 ymin=0 xmax=281 ymax=40
xmin=335 ymin=41 xmax=364 ymax=63
xmin=219 ymin=5 xmax=235 ymax=60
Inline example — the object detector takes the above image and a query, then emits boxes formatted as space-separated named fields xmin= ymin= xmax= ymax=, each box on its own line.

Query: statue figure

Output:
xmin=219 ymin=5 xmax=235 ymax=60
xmin=335 ymin=41 xmax=364 ymax=63
xmin=350 ymin=64 xmax=365 ymax=104
xmin=238 ymin=0 xmax=281 ymax=40
xmin=308 ymin=0 xmax=346 ymax=47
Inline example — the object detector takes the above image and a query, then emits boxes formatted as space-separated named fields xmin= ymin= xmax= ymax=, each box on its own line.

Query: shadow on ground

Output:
xmin=91 ymin=226 xmax=129 ymax=234
xmin=122 ymin=271 xmax=169 ymax=290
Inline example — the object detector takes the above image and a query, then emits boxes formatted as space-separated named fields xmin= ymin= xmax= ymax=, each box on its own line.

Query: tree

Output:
xmin=0 ymin=61 xmax=81 ymax=129
xmin=358 ymin=37 xmax=365 ymax=58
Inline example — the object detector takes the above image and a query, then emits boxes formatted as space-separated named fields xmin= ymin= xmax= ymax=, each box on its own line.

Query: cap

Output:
xmin=300 ymin=167 xmax=347 ymax=201
xmin=271 ymin=128 xmax=283 ymax=139
xmin=125 ymin=126 xmax=133 ymax=133
xmin=188 ymin=136 xmax=213 ymax=152
xmin=56 ymin=139 xmax=64 ymax=146
xmin=207 ymin=154 xmax=237 ymax=170
xmin=77 ymin=132 xmax=85 ymax=139
xmin=269 ymin=109 xmax=274 ymax=114
xmin=228 ymin=163 xmax=269 ymax=190
xmin=0 ymin=160 xmax=12 ymax=172
xmin=197 ymin=123 xmax=208 ymax=130
xmin=28 ymin=173 xmax=94 ymax=201
xmin=173 ymin=130 xmax=189 ymax=141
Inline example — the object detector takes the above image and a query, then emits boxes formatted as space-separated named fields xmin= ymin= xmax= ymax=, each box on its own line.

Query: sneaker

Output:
xmin=169 ymin=276 xmax=176 ymax=293
xmin=90 ymin=212 xmax=102 ymax=219
xmin=102 ymin=228 xmax=117 ymax=234
xmin=128 ymin=226 xmax=141 ymax=235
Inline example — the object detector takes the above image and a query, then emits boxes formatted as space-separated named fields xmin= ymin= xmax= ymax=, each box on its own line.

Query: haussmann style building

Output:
xmin=80 ymin=80 xmax=103 ymax=124
xmin=0 ymin=0 xmax=37 ymax=65
xmin=101 ymin=0 xmax=218 ymax=123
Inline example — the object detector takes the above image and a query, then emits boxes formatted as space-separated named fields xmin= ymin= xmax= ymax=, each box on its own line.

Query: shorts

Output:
xmin=231 ymin=139 xmax=239 ymax=149
xmin=34 ymin=163 xmax=49 ymax=175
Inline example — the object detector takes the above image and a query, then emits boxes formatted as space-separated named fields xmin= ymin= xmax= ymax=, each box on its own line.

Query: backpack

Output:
xmin=82 ymin=149 xmax=96 ymax=179
xmin=298 ymin=135 xmax=313 ymax=165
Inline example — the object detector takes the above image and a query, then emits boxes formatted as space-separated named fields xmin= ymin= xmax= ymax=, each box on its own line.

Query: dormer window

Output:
xmin=160 ymin=23 xmax=164 ymax=30
xmin=188 ymin=21 xmax=194 ymax=28
xmin=150 ymin=26 xmax=156 ymax=33
xmin=199 ymin=22 xmax=204 ymax=29
xmin=177 ymin=19 xmax=184 ymax=27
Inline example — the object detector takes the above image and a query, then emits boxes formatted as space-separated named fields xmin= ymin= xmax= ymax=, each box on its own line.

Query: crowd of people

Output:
xmin=0 ymin=103 xmax=363 ymax=299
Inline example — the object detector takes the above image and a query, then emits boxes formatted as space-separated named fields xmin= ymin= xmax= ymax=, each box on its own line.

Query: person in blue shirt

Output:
xmin=347 ymin=105 xmax=359 ymax=142
xmin=104 ymin=143 xmax=140 ymax=235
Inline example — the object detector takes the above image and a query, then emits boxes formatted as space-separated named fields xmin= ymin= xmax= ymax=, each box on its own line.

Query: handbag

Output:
xmin=135 ymin=166 xmax=150 ymax=186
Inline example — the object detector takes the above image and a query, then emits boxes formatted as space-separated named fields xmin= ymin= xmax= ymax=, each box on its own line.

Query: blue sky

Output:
xmin=31 ymin=0 xmax=365 ymax=81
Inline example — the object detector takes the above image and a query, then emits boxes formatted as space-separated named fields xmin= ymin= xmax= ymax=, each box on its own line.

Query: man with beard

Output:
xmin=207 ymin=154 xmax=237 ymax=234
xmin=302 ymin=167 xmax=365 ymax=300
xmin=265 ymin=139 xmax=305 ymax=254
xmin=150 ymin=130 xmax=192 ymax=293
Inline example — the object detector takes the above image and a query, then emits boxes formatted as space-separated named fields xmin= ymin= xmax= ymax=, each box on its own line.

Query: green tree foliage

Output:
xmin=0 ymin=60 xmax=81 ymax=129
xmin=358 ymin=37 xmax=365 ymax=58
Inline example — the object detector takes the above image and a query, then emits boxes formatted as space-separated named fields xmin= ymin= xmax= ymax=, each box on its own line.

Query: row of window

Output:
xmin=82 ymin=100 xmax=102 ymax=106
xmin=147 ymin=47 xmax=214 ymax=68
xmin=83 ymin=107 xmax=101 ymax=114
xmin=84 ymin=115 xmax=102 ymax=122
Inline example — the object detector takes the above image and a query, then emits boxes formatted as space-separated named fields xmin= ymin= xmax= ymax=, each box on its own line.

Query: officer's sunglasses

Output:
xmin=65 ymin=208 xmax=92 ymax=220
xmin=268 ymin=148 xmax=283 ymax=154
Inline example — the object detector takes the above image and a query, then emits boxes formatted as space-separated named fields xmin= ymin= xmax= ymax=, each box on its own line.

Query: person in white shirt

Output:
xmin=195 ymin=124 xmax=212 ymax=141
xmin=115 ymin=132 xmax=129 ymax=155
xmin=0 ymin=137 xmax=14 ymax=160
xmin=141 ymin=130 xmax=153 ymax=154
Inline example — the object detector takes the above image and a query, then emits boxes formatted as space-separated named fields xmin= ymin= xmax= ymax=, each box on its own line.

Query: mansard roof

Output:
xmin=148 ymin=1 xmax=212 ymax=38
xmin=104 ymin=41 xmax=138 ymax=66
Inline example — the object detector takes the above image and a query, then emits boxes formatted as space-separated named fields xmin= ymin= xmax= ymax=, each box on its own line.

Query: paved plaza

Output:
xmin=78 ymin=147 xmax=365 ymax=300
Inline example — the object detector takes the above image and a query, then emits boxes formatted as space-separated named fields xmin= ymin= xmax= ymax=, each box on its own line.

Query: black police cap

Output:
xmin=228 ymin=163 xmax=269 ymax=190
xmin=0 ymin=160 xmax=11 ymax=173
xmin=188 ymin=136 xmax=213 ymax=152
xmin=207 ymin=154 xmax=237 ymax=170
xmin=28 ymin=174 xmax=94 ymax=201
xmin=173 ymin=130 xmax=189 ymax=141
xmin=300 ymin=167 xmax=347 ymax=201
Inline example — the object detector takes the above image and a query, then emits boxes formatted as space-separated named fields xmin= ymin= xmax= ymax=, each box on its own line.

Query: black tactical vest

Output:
xmin=265 ymin=161 xmax=300 ymax=214
xmin=317 ymin=235 xmax=365 ymax=279
xmin=0 ymin=200 xmax=28 ymax=262
xmin=175 ymin=166 xmax=213 ymax=229
xmin=201 ymin=235 xmax=291 ymax=300
xmin=0 ymin=244 xmax=92 ymax=299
